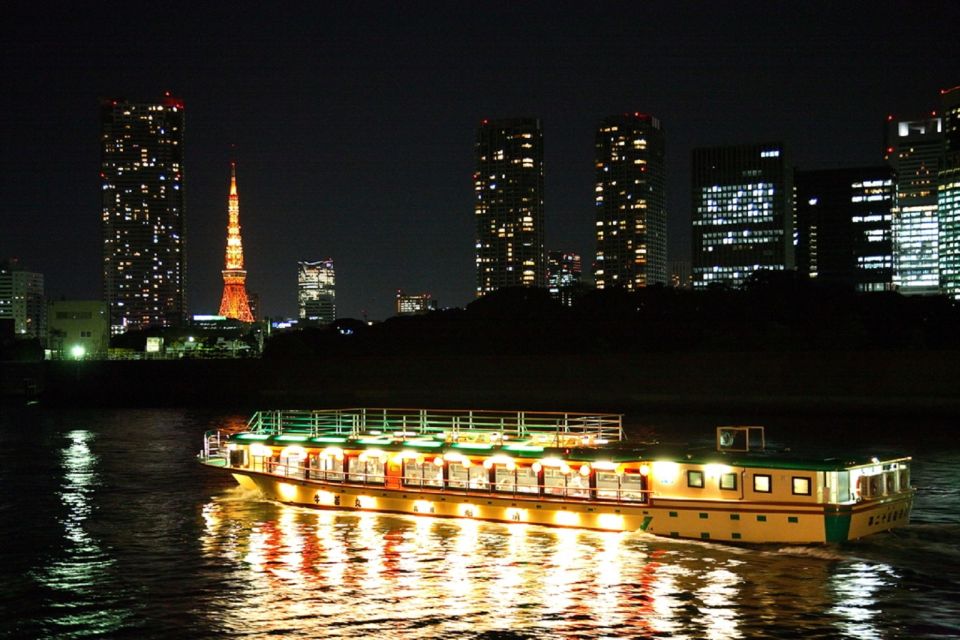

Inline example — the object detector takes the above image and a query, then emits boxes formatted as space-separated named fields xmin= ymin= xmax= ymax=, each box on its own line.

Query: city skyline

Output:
xmin=2 ymin=3 xmax=959 ymax=320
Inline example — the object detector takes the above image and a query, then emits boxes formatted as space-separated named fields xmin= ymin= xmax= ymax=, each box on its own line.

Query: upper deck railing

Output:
xmin=245 ymin=408 xmax=624 ymax=445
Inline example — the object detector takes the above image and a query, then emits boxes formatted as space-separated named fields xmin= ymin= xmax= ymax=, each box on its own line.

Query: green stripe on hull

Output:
xmin=640 ymin=516 xmax=653 ymax=531
xmin=824 ymin=508 xmax=852 ymax=542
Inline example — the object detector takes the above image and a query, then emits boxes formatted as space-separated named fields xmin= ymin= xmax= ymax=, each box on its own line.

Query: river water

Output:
xmin=0 ymin=408 xmax=957 ymax=639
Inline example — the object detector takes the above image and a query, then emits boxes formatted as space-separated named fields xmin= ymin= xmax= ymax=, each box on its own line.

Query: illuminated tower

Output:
xmin=218 ymin=163 xmax=254 ymax=322
xmin=101 ymin=95 xmax=185 ymax=334
xmin=594 ymin=113 xmax=667 ymax=289
xmin=474 ymin=118 xmax=545 ymax=295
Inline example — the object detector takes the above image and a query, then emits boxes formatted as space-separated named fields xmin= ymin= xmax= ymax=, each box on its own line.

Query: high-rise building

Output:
xmin=795 ymin=167 xmax=894 ymax=291
xmin=546 ymin=251 xmax=582 ymax=306
xmin=396 ymin=291 xmax=437 ymax=316
xmin=691 ymin=143 xmax=793 ymax=289
xmin=218 ymin=163 xmax=254 ymax=322
xmin=0 ymin=258 xmax=44 ymax=338
xmin=668 ymin=260 xmax=692 ymax=289
xmin=939 ymin=85 xmax=960 ymax=299
xmin=298 ymin=260 xmax=336 ymax=323
xmin=100 ymin=95 xmax=186 ymax=334
xmin=593 ymin=113 xmax=667 ymax=289
xmin=474 ymin=118 xmax=545 ymax=295
xmin=885 ymin=113 xmax=943 ymax=295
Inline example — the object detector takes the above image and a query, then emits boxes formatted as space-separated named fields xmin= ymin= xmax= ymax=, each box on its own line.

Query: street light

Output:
xmin=70 ymin=344 xmax=86 ymax=360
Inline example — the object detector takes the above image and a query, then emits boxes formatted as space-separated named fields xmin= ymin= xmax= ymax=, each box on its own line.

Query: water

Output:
xmin=0 ymin=408 xmax=958 ymax=639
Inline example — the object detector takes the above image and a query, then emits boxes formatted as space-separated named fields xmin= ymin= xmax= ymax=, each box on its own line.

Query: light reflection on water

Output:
xmin=3 ymin=409 xmax=959 ymax=639
xmin=196 ymin=490 xmax=908 ymax=639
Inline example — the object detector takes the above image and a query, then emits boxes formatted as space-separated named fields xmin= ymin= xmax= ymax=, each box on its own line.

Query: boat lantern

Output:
xmin=579 ymin=464 xmax=590 ymax=476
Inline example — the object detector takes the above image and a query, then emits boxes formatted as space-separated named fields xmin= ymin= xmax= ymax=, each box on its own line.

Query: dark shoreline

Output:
xmin=3 ymin=350 xmax=959 ymax=417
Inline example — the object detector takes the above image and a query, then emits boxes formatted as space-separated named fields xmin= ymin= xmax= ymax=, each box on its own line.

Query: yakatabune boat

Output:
xmin=199 ymin=408 xmax=914 ymax=544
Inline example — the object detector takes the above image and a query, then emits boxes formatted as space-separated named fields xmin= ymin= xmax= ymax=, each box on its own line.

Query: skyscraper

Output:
xmin=691 ymin=143 xmax=793 ymax=289
xmin=100 ymin=95 xmax=186 ymax=334
xmin=593 ymin=113 xmax=666 ymax=289
xmin=939 ymin=85 xmax=960 ymax=299
xmin=298 ymin=260 xmax=336 ymax=323
xmin=218 ymin=163 xmax=254 ymax=322
xmin=396 ymin=291 xmax=437 ymax=316
xmin=0 ymin=258 xmax=44 ymax=338
xmin=885 ymin=113 xmax=943 ymax=295
xmin=546 ymin=251 xmax=582 ymax=306
xmin=795 ymin=167 xmax=894 ymax=291
xmin=474 ymin=118 xmax=545 ymax=295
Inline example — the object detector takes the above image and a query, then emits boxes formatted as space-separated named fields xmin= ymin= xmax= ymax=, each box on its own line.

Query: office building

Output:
xmin=0 ymin=258 xmax=44 ymax=338
xmin=474 ymin=118 xmax=545 ymax=295
xmin=396 ymin=291 xmax=437 ymax=316
xmin=795 ymin=167 xmax=894 ymax=291
xmin=298 ymin=260 xmax=336 ymax=323
xmin=939 ymin=85 xmax=960 ymax=299
xmin=691 ymin=143 xmax=793 ymax=289
xmin=885 ymin=113 xmax=943 ymax=295
xmin=668 ymin=260 xmax=691 ymax=289
xmin=546 ymin=251 xmax=582 ymax=306
xmin=47 ymin=300 xmax=109 ymax=359
xmin=593 ymin=113 xmax=667 ymax=288
xmin=218 ymin=163 xmax=254 ymax=322
xmin=100 ymin=94 xmax=186 ymax=334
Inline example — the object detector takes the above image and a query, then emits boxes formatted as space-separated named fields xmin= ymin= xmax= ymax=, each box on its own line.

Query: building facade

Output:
xmin=100 ymin=95 xmax=186 ymax=334
xmin=474 ymin=118 xmax=545 ymax=295
xmin=0 ymin=258 xmax=44 ymax=338
xmin=546 ymin=251 xmax=583 ymax=306
xmin=593 ymin=113 xmax=667 ymax=289
xmin=885 ymin=114 xmax=943 ymax=295
xmin=396 ymin=291 xmax=437 ymax=316
xmin=939 ymin=86 xmax=960 ymax=299
xmin=298 ymin=260 xmax=336 ymax=323
xmin=47 ymin=300 xmax=109 ymax=359
xmin=691 ymin=143 xmax=793 ymax=289
xmin=795 ymin=167 xmax=894 ymax=291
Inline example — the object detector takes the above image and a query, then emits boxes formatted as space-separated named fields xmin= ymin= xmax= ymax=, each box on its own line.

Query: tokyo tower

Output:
xmin=218 ymin=162 xmax=254 ymax=322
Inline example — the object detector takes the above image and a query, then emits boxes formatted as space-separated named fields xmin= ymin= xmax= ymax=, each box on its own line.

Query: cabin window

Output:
xmin=620 ymin=472 xmax=647 ymax=502
xmin=543 ymin=467 xmax=589 ymax=498
xmin=515 ymin=466 xmax=538 ymax=494
xmin=314 ymin=455 xmax=343 ymax=481
xmin=753 ymin=474 xmax=772 ymax=493
xmin=494 ymin=465 xmax=516 ymax=492
xmin=687 ymin=470 xmax=705 ymax=489
xmin=348 ymin=457 xmax=385 ymax=484
xmin=543 ymin=467 xmax=567 ymax=496
xmin=447 ymin=463 xmax=487 ymax=489
xmin=229 ymin=449 xmax=246 ymax=467
xmin=791 ymin=476 xmax=811 ymax=496
xmin=402 ymin=460 xmax=443 ymax=487
xmin=596 ymin=471 xmax=620 ymax=499
xmin=720 ymin=472 xmax=738 ymax=491
xmin=898 ymin=467 xmax=910 ymax=491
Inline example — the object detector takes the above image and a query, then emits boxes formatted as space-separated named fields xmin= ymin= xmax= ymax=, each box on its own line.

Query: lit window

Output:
xmin=753 ymin=474 xmax=772 ymax=493
xmin=720 ymin=472 xmax=737 ymax=491
xmin=687 ymin=469 xmax=705 ymax=489
xmin=792 ymin=476 xmax=811 ymax=496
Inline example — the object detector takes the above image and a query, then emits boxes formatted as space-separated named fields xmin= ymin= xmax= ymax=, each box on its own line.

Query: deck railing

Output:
xmin=244 ymin=408 xmax=624 ymax=444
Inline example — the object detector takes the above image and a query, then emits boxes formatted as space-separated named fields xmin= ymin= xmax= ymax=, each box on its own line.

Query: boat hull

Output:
xmin=211 ymin=464 xmax=913 ymax=544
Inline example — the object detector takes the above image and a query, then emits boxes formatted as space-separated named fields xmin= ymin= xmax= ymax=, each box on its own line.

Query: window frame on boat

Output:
xmin=753 ymin=473 xmax=772 ymax=493
xmin=687 ymin=469 xmax=705 ymax=489
xmin=791 ymin=476 xmax=812 ymax=496
xmin=719 ymin=471 xmax=738 ymax=491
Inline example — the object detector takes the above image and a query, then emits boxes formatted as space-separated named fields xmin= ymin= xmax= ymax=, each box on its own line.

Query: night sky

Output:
xmin=2 ymin=2 xmax=958 ymax=321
